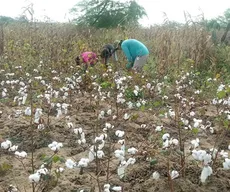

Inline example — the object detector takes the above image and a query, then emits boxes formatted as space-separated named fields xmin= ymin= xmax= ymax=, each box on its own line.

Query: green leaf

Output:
xmin=150 ymin=159 xmax=158 ymax=165
xmin=217 ymin=90 xmax=226 ymax=99
xmin=192 ymin=128 xmax=199 ymax=135
xmin=52 ymin=155 xmax=60 ymax=163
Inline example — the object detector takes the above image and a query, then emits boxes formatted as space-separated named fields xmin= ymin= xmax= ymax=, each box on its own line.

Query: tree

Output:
xmin=205 ymin=8 xmax=230 ymax=44
xmin=70 ymin=0 xmax=147 ymax=28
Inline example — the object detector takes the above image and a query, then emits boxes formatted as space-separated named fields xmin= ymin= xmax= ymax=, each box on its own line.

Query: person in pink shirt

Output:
xmin=75 ymin=51 xmax=98 ymax=70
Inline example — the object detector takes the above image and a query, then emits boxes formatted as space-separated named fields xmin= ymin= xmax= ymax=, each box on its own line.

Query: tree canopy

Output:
xmin=70 ymin=0 xmax=147 ymax=28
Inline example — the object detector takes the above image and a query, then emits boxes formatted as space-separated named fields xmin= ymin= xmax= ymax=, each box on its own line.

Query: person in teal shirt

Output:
xmin=116 ymin=39 xmax=149 ymax=72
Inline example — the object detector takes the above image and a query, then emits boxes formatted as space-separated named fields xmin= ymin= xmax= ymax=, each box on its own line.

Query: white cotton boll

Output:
xmin=74 ymin=128 xmax=83 ymax=134
xmin=127 ymin=101 xmax=133 ymax=109
xmin=48 ymin=141 xmax=63 ymax=151
xmin=128 ymin=147 xmax=138 ymax=155
xmin=168 ymin=109 xmax=175 ymax=117
xmin=89 ymin=146 xmax=95 ymax=162
xmin=96 ymin=150 xmax=105 ymax=159
xmin=228 ymin=145 xmax=230 ymax=150
xmin=37 ymin=168 xmax=48 ymax=175
xmin=191 ymin=138 xmax=200 ymax=148
xmin=170 ymin=170 xmax=179 ymax=179
xmin=210 ymin=148 xmax=218 ymax=158
xmin=123 ymin=113 xmax=130 ymax=120
xmin=219 ymin=150 xmax=228 ymax=158
xmin=155 ymin=125 xmax=162 ymax=132
xmin=192 ymin=150 xmax=208 ymax=162
xmin=203 ymin=154 xmax=212 ymax=165
xmin=65 ymin=159 xmax=76 ymax=169
xmin=117 ymin=163 xmax=126 ymax=179
xmin=152 ymin=171 xmax=160 ymax=180
xmin=146 ymin=83 xmax=151 ymax=89
xmin=24 ymin=107 xmax=31 ymax=116
xmin=115 ymin=130 xmax=125 ymax=137
xmin=111 ymin=186 xmax=122 ymax=191
xmin=114 ymin=150 xmax=125 ymax=161
xmin=113 ymin=115 xmax=117 ymax=120
xmin=170 ymin=138 xmax=179 ymax=146
xmin=57 ymin=167 xmax=65 ymax=173
xmin=136 ymin=102 xmax=141 ymax=108
xmin=163 ymin=139 xmax=169 ymax=148
xmin=38 ymin=124 xmax=45 ymax=130
xmin=29 ymin=173 xmax=40 ymax=183
xmin=105 ymin=123 xmax=113 ymax=129
xmin=1 ymin=140 xmax=12 ymax=149
xmin=126 ymin=158 xmax=136 ymax=165
xmin=67 ymin=122 xmax=73 ymax=128
xmin=133 ymin=90 xmax=138 ymax=96
xmin=162 ymin=133 xmax=170 ymax=140
xmin=8 ymin=145 xmax=18 ymax=152
xmin=190 ymin=111 xmax=195 ymax=116
xmin=107 ymin=109 xmax=112 ymax=115
xmin=78 ymin=158 xmax=89 ymax=167
xmin=104 ymin=184 xmax=111 ymax=190
xmin=223 ymin=158 xmax=230 ymax=170
xmin=200 ymin=166 xmax=213 ymax=183
xmin=15 ymin=151 xmax=27 ymax=158
xmin=81 ymin=138 xmax=86 ymax=144
xmin=118 ymin=139 xmax=125 ymax=145
xmin=98 ymin=140 xmax=105 ymax=150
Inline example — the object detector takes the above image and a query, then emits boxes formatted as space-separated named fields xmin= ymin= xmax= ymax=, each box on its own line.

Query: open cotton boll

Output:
xmin=200 ymin=166 xmax=213 ymax=183
xmin=126 ymin=158 xmax=136 ymax=165
xmin=170 ymin=170 xmax=179 ymax=179
xmin=88 ymin=146 xmax=95 ymax=162
xmin=78 ymin=158 xmax=90 ymax=167
xmin=155 ymin=125 xmax=163 ymax=132
xmin=15 ymin=151 xmax=27 ymax=158
xmin=123 ymin=113 xmax=130 ymax=120
xmin=219 ymin=150 xmax=229 ymax=158
xmin=169 ymin=138 xmax=179 ymax=146
xmin=127 ymin=147 xmax=138 ymax=155
xmin=29 ymin=173 xmax=40 ymax=183
xmin=96 ymin=150 xmax=105 ymax=159
xmin=8 ymin=145 xmax=18 ymax=152
xmin=115 ymin=130 xmax=125 ymax=137
xmin=56 ymin=167 xmax=65 ymax=173
xmin=162 ymin=133 xmax=170 ymax=141
xmin=65 ymin=159 xmax=76 ymax=169
xmin=223 ymin=158 xmax=230 ymax=170
xmin=191 ymin=138 xmax=200 ymax=148
xmin=48 ymin=141 xmax=63 ymax=152
xmin=111 ymin=186 xmax=122 ymax=191
xmin=1 ymin=140 xmax=12 ymax=149
xmin=152 ymin=171 xmax=160 ymax=180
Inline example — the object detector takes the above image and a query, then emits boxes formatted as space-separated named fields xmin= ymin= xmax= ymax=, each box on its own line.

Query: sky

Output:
xmin=0 ymin=0 xmax=229 ymax=26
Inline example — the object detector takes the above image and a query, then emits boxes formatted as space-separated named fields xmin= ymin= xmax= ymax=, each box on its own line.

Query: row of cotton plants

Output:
xmin=1 ymin=62 xmax=230 ymax=192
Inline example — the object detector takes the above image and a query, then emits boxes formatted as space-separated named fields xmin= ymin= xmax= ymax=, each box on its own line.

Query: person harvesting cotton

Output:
xmin=100 ymin=43 xmax=118 ymax=67
xmin=117 ymin=39 xmax=149 ymax=72
xmin=75 ymin=51 xmax=98 ymax=71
